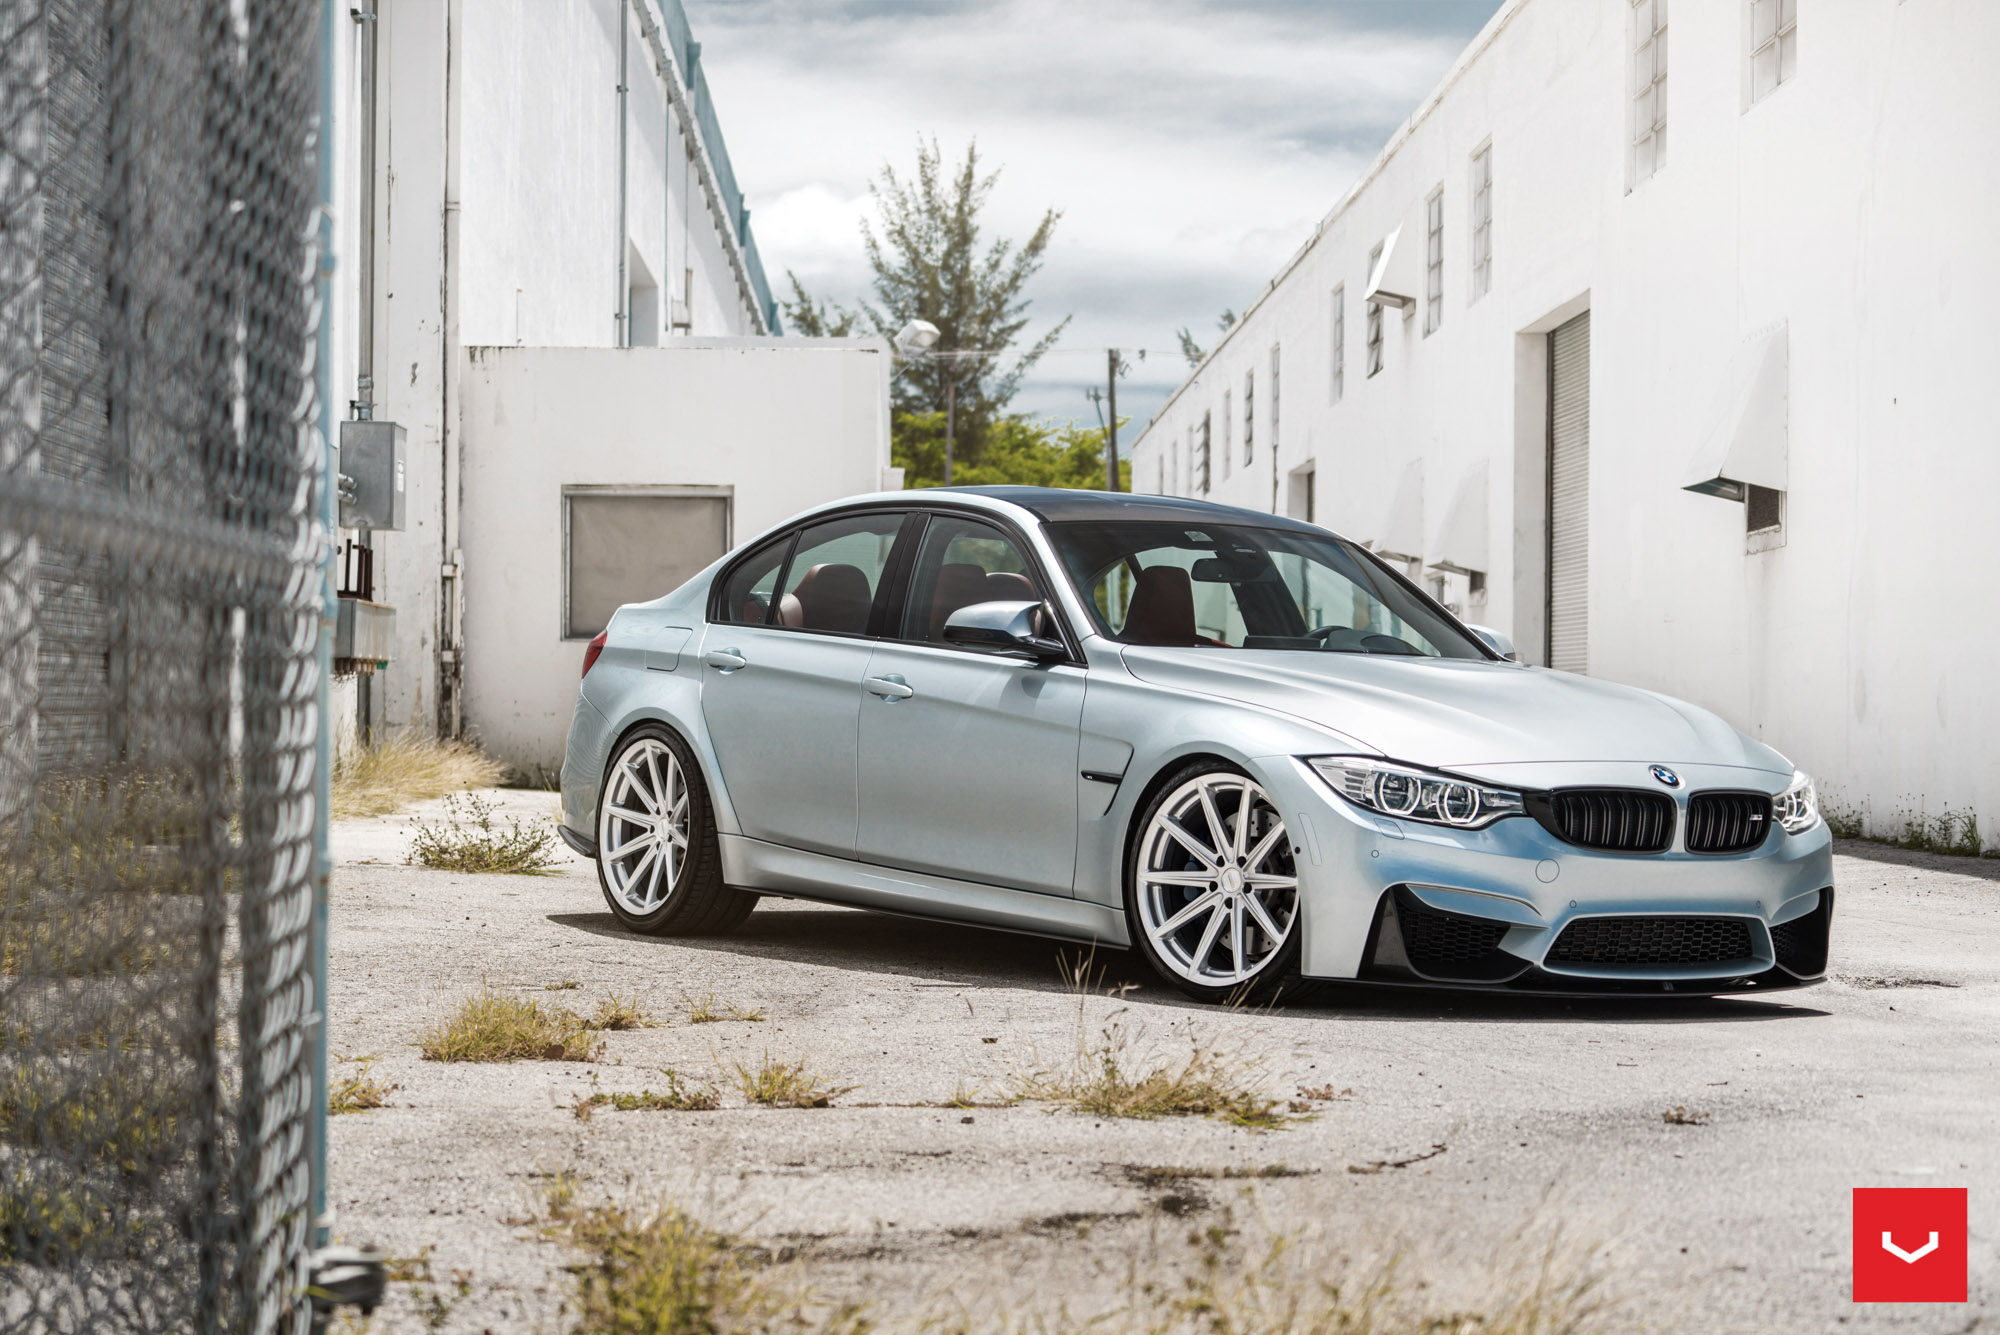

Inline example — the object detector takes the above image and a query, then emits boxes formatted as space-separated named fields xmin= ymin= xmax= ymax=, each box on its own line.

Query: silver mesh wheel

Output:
xmin=1136 ymin=772 xmax=1299 ymax=987
xmin=597 ymin=736 xmax=691 ymax=914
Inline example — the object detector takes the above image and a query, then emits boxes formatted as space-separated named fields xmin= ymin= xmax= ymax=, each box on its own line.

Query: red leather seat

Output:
xmin=983 ymin=570 xmax=1036 ymax=602
xmin=1122 ymin=565 xmax=1201 ymax=645
xmin=791 ymin=563 xmax=871 ymax=632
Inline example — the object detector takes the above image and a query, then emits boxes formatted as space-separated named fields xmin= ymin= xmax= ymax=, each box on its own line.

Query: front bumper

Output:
xmin=1264 ymin=757 xmax=1835 ymax=996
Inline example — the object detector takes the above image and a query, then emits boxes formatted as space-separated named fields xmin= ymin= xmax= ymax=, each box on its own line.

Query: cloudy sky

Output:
xmin=684 ymin=0 xmax=1507 ymax=432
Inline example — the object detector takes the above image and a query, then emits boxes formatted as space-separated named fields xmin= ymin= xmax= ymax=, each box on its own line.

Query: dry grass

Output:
xmin=546 ymin=979 xmax=582 ymax=991
xmin=734 ymin=1054 xmax=855 ymax=1109
xmin=1013 ymin=1020 xmax=1293 ymax=1130
xmin=684 ymin=992 xmax=767 ymax=1024
xmin=1661 ymin=1106 xmax=1711 ymax=1126
xmin=407 ymin=792 xmax=561 ymax=874
xmin=329 ymin=1057 xmax=397 ymax=1114
xmin=332 ymin=732 xmax=503 ymax=820
xmin=419 ymin=987 xmax=602 ymax=1063
xmin=572 ymin=1071 xmax=722 ymax=1120
xmin=540 ymin=1184 xmax=868 ymax=1335
xmin=587 ymin=994 xmax=660 ymax=1032
xmin=533 ymin=1182 xmax=1615 ymax=1335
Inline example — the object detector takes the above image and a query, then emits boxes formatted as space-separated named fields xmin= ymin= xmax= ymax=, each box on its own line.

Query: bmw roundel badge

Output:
xmin=1650 ymin=765 xmax=1681 ymax=788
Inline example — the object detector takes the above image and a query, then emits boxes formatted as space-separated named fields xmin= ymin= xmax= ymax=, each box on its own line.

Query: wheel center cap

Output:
xmin=1221 ymin=867 xmax=1244 ymax=894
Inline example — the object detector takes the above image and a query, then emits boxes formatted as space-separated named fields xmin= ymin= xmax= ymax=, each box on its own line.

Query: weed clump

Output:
xmin=683 ymin=992 xmax=766 ymax=1024
xmin=586 ymin=994 xmax=659 ymax=1032
xmin=572 ymin=1071 xmax=721 ymax=1120
xmin=420 ymin=987 xmax=601 ymax=1062
xmin=1661 ymin=1106 xmax=1711 ymax=1126
xmin=1013 ymin=1022 xmax=1293 ymax=1130
xmin=539 ymin=1184 xmax=865 ymax=1335
xmin=329 ymin=1058 xmax=397 ymax=1114
xmin=407 ymin=792 xmax=560 ymax=874
xmin=734 ymin=1054 xmax=854 ymax=1108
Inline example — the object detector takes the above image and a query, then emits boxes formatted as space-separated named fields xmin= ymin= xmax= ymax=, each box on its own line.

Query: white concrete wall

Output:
xmin=456 ymin=341 xmax=894 ymax=772
xmin=1131 ymin=0 xmax=2000 ymax=840
xmin=329 ymin=0 xmax=777 ymax=743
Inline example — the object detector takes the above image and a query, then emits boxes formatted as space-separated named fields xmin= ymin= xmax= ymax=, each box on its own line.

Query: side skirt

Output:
xmin=720 ymin=834 xmax=1132 ymax=949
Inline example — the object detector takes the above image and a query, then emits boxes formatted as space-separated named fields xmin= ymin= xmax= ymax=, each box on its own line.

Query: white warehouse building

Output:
xmin=322 ymin=0 xmax=895 ymax=772
xmin=1130 ymin=0 xmax=1998 ymax=844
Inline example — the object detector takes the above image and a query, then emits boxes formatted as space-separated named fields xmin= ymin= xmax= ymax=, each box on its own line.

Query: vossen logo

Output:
xmin=1853 ymin=1187 xmax=1968 ymax=1303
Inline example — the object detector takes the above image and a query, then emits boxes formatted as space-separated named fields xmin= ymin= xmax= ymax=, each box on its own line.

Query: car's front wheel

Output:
xmin=596 ymin=724 xmax=756 ymax=935
xmin=1126 ymin=761 xmax=1303 ymax=1003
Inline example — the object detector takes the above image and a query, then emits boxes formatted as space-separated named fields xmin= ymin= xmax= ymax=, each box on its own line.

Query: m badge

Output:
xmin=1853 ymin=1187 xmax=1967 ymax=1303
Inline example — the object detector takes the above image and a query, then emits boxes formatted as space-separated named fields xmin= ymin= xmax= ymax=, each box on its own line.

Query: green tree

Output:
xmin=779 ymin=273 xmax=862 ymax=337
xmin=787 ymin=138 xmax=1069 ymax=473
xmin=894 ymin=414 xmax=1129 ymax=492
xmin=1174 ymin=309 xmax=1237 ymax=368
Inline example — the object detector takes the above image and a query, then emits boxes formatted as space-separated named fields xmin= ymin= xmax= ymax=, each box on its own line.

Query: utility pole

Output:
xmin=1105 ymin=348 xmax=1120 ymax=492
xmin=944 ymin=373 xmax=956 ymax=486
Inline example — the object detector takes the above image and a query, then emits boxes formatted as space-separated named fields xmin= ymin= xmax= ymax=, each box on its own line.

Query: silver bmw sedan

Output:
xmin=558 ymin=487 xmax=1832 ymax=1003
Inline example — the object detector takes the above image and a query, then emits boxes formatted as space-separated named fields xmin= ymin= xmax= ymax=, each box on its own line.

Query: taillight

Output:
xmin=581 ymin=630 xmax=607 ymax=678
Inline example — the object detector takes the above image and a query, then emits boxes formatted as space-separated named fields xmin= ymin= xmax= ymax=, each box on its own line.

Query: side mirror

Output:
xmin=1467 ymin=623 xmax=1518 ymax=661
xmin=942 ymin=600 xmax=1067 ymax=661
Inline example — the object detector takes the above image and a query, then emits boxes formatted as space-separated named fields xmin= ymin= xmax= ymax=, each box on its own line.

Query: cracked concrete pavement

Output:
xmin=327 ymin=788 xmax=1997 ymax=1332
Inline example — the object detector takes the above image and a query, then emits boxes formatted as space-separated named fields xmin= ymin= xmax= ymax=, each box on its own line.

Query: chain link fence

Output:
xmin=0 ymin=0 xmax=327 ymax=1330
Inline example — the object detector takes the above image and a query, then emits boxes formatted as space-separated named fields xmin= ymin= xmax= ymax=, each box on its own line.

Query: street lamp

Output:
xmin=894 ymin=319 xmax=940 ymax=355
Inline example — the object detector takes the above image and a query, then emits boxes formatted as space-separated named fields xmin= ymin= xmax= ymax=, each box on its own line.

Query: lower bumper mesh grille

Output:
xmin=1547 ymin=915 xmax=1755 ymax=967
xmin=1400 ymin=898 xmax=1510 ymax=970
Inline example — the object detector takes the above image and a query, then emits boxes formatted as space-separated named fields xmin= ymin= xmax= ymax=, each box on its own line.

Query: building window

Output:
xmin=1746 ymin=484 xmax=1785 ymax=552
xmin=1242 ymin=369 xmax=1254 ymax=465
xmin=1423 ymin=188 xmax=1444 ymax=336
xmin=1365 ymin=245 xmax=1385 ymax=377
xmin=1469 ymin=144 xmax=1493 ymax=302
xmin=1329 ymin=286 xmax=1345 ymax=403
xmin=564 ymin=487 xmax=731 ymax=639
xmin=1749 ymin=0 xmax=1797 ymax=103
xmin=1269 ymin=345 xmax=1281 ymax=458
xmin=1197 ymin=414 xmax=1212 ymax=493
xmin=1221 ymin=390 xmax=1233 ymax=477
xmin=1631 ymin=0 xmax=1668 ymax=184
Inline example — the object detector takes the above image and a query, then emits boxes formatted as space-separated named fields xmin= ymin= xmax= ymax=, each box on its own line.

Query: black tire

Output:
xmin=595 ymin=723 xmax=758 ymax=936
xmin=1124 ymin=758 xmax=1305 ymax=1005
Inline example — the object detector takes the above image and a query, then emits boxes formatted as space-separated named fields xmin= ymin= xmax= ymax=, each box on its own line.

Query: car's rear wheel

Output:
xmin=596 ymin=724 xmax=756 ymax=935
xmin=1126 ymin=761 xmax=1302 ymax=1003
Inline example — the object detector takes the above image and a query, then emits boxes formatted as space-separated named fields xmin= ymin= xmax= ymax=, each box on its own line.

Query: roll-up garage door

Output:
xmin=1546 ymin=311 xmax=1590 ymax=673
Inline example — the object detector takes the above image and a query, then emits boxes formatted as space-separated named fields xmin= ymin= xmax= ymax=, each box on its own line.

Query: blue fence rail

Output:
xmin=649 ymin=0 xmax=781 ymax=333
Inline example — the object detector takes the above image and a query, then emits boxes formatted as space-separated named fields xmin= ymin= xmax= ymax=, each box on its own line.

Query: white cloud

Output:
xmin=688 ymin=0 xmax=1502 ymax=425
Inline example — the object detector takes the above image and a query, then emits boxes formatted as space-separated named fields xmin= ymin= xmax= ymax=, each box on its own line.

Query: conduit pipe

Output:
xmin=615 ymin=0 xmax=629 ymax=346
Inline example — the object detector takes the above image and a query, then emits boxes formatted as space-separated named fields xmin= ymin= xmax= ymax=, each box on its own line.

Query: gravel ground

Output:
xmin=327 ymin=789 xmax=1997 ymax=1333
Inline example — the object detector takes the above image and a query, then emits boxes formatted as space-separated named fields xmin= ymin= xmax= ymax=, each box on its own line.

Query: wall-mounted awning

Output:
xmin=1374 ymin=458 xmax=1425 ymax=563
xmin=1363 ymin=204 xmax=1425 ymax=310
xmin=1684 ymin=322 xmax=1788 ymax=499
xmin=1427 ymin=459 xmax=1488 ymax=576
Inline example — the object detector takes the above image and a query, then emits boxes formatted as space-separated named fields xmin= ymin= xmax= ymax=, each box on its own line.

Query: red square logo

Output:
xmin=1853 ymin=1188 xmax=1968 ymax=1303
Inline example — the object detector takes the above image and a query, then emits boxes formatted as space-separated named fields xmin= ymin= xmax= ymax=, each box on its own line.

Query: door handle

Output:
xmin=703 ymin=647 xmax=746 ymax=672
xmin=864 ymin=673 xmax=914 ymax=701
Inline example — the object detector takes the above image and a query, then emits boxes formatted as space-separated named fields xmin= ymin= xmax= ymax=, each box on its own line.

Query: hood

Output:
xmin=1120 ymin=646 xmax=1791 ymax=775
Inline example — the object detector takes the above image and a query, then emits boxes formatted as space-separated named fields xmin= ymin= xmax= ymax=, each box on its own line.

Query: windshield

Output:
xmin=1046 ymin=520 xmax=1488 ymax=659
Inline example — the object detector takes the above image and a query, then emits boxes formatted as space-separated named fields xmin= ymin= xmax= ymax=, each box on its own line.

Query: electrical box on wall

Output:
xmin=339 ymin=420 xmax=406 ymax=531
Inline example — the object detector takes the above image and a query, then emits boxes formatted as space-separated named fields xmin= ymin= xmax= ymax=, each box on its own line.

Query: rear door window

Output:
xmin=773 ymin=513 xmax=906 ymax=634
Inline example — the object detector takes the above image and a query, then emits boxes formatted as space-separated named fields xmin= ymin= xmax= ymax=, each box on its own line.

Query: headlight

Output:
xmin=1775 ymin=770 xmax=1818 ymax=834
xmin=1308 ymin=756 xmax=1525 ymax=830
